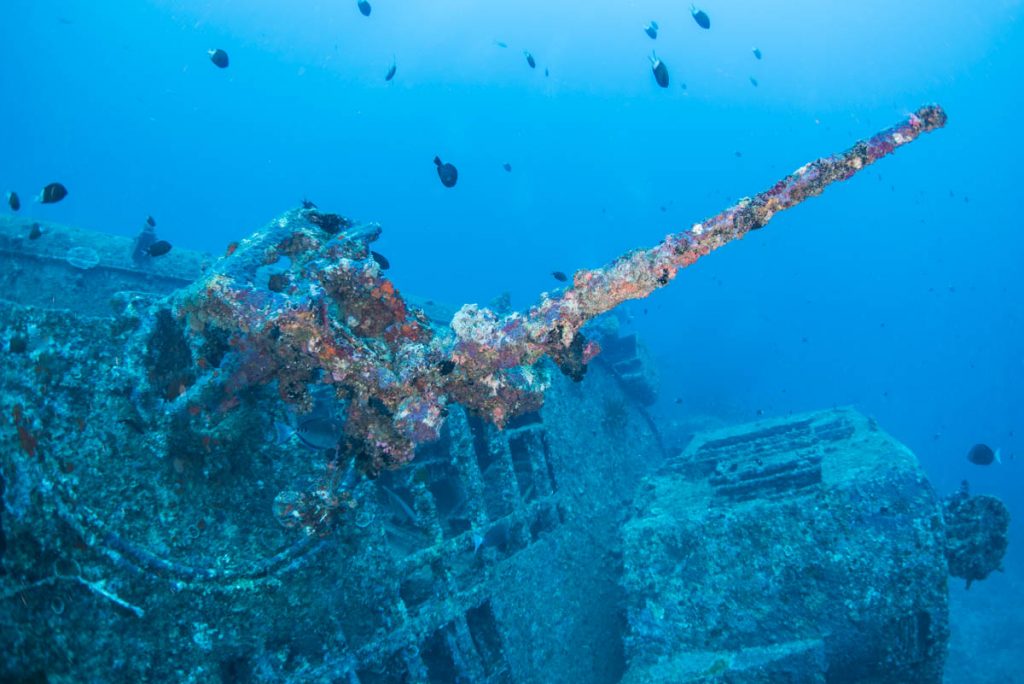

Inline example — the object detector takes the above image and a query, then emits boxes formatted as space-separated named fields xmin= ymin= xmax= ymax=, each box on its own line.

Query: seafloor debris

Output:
xmin=163 ymin=106 xmax=945 ymax=531
xmin=942 ymin=483 xmax=1011 ymax=589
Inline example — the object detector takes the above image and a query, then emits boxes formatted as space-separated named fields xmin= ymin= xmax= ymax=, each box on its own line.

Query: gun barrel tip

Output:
xmin=915 ymin=104 xmax=947 ymax=130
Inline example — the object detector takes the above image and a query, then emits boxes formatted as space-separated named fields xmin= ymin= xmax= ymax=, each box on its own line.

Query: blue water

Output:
xmin=3 ymin=0 xmax=1022 ymax=673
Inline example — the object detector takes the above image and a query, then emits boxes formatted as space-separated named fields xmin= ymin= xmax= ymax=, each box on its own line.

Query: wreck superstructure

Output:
xmin=0 ymin=108 xmax=1011 ymax=682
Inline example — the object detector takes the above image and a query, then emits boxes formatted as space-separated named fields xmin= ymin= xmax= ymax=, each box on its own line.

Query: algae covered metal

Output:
xmin=621 ymin=408 xmax=951 ymax=683
xmin=0 ymin=107 xmax=1010 ymax=682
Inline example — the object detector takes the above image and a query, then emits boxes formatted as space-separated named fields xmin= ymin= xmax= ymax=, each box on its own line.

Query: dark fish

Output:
xmin=370 ymin=250 xmax=390 ymax=270
xmin=208 ymin=48 xmax=229 ymax=68
xmin=301 ymin=198 xmax=317 ymax=209
xmin=644 ymin=21 xmax=659 ymax=39
xmin=267 ymin=273 xmax=289 ymax=293
xmin=381 ymin=485 xmax=417 ymax=524
xmin=749 ymin=76 xmax=759 ymax=87
xmin=132 ymin=224 xmax=157 ymax=262
xmin=146 ymin=215 xmax=156 ymax=227
xmin=279 ymin=415 xmax=344 ymax=451
xmin=384 ymin=59 xmax=396 ymax=81
xmin=438 ymin=359 xmax=456 ymax=375
xmin=7 ymin=192 xmax=19 ymax=211
xmin=967 ymin=443 xmax=1001 ymax=466
xmin=39 ymin=182 xmax=68 ymax=204
xmin=544 ymin=67 xmax=549 ymax=77
xmin=434 ymin=156 xmax=458 ymax=188
xmin=552 ymin=271 xmax=568 ymax=282
xmin=357 ymin=0 xmax=371 ymax=16
xmin=495 ymin=41 xmax=508 ymax=48
xmin=118 ymin=417 xmax=147 ymax=434
xmin=147 ymin=240 xmax=172 ymax=257
xmin=473 ymin=519 xmax=510 ymax=554
xmin=502 ymin=162 xmax=512 ymax=172
xmin=28 ymin=223 xmax=43 ymax=240
xmin=272 ymin=391 xmax=346 ymax=451
xmin=753 ymin=47 xmax=762 ymax=60
xmin=649 ymin=52 xmax=669 ymax=88
xmin=691 ymin=5 xmax=710 ymax=29
xmin=524 ymin=51 xmax=536 ymax=68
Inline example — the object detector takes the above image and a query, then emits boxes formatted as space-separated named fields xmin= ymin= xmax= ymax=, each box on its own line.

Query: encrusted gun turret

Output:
xmin=150 ymin=107 xmax=947 ymax=532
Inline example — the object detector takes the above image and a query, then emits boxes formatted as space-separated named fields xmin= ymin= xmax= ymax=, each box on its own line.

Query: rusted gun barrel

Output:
xmin=168 ymin=107 xmax=946 ymax=530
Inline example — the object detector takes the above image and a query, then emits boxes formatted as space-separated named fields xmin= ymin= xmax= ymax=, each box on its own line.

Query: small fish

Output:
xmin=208 ymin=48 xmax=229 ymax=69
xmin=967 ymin=443 xmax=1001 ymax=466
xmin=273 ymin=394 xmax=346 ymax=451
xmin=39 ymin=182 xmax=68 ymax=204
xmin=132 ymin=223 xmax=156 ymax=262
xmin=473 ymin=519 xmax=510 ymax=555
xmin=118 ymin=417 xmax=147 ymax=434
xmin=275 ymin=415 xmax=344 ymax=451
xmin=7 ymin=192 xmax=20 ymax=211
xmin=524 ymin=51 xmax=536 ymax=69
xmin=146 ymin=240 xmax=172 ymax=257
xmin=544 ymin=67 xmax=549 ymax=77
xmin=502 ymin=162 xmax=512 ymax=172
xmin=381 ymin=485 xmax=418 ymax=525
xmin=649 ymin=52 xmax=669 ymax=88
xmin=146 ymin=215 xmax=156 ymax=227
xmin=434 ymin=156 xmax=458 ymax=188
xmin=438 ymin=359 xmax=456 ymax=375
xmin=370 ymin=250 xmax=390 ymax=270
xmin=644 ymin=21 xmax=659 ymax=39
xmin=357 ymin=0 xmax=371 ymax=16
xmin=495 ymin=41 xmax=508 ymax=48
xmin=28 ymin=223 xmax=43 ymax=240
xmin=267 ymin=273 xmax=289 ymax=293
xmin=384 ymin=59 xmax=396 ymax=82
xmin=552 ymin=271 xmax=568 ymax=282
xmin=301 ymin=198 xmax=317 ymax=209
xmin=749 ymin=76 xmax=759 ymax=87
xmin=691 ymin=5 xmax=711 ymax=29
xmin=753 ymin=47 xmax=762 ymax=60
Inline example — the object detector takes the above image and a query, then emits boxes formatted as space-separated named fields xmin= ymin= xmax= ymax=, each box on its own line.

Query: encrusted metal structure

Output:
xmin=2 ymin=107 xmax=1009 ymax=683
xmin=621 ymin=409 xmax=951 ymax=683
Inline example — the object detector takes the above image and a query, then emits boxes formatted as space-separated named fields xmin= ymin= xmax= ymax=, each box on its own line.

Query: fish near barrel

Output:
xmin=208 ymin=48 xmax=229 ymax=68
xmin=690 ymin=5 xmax=711 ymax=29
xmin=649 ymin=52 xmax=669 ymax=88
xmin=434 ymin=156 xmax=458 ymax=187
xmin=966 ymin=442 xmax=1001 ymax=465
xmin=39 ymin=182 xmax=68 ymax=204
